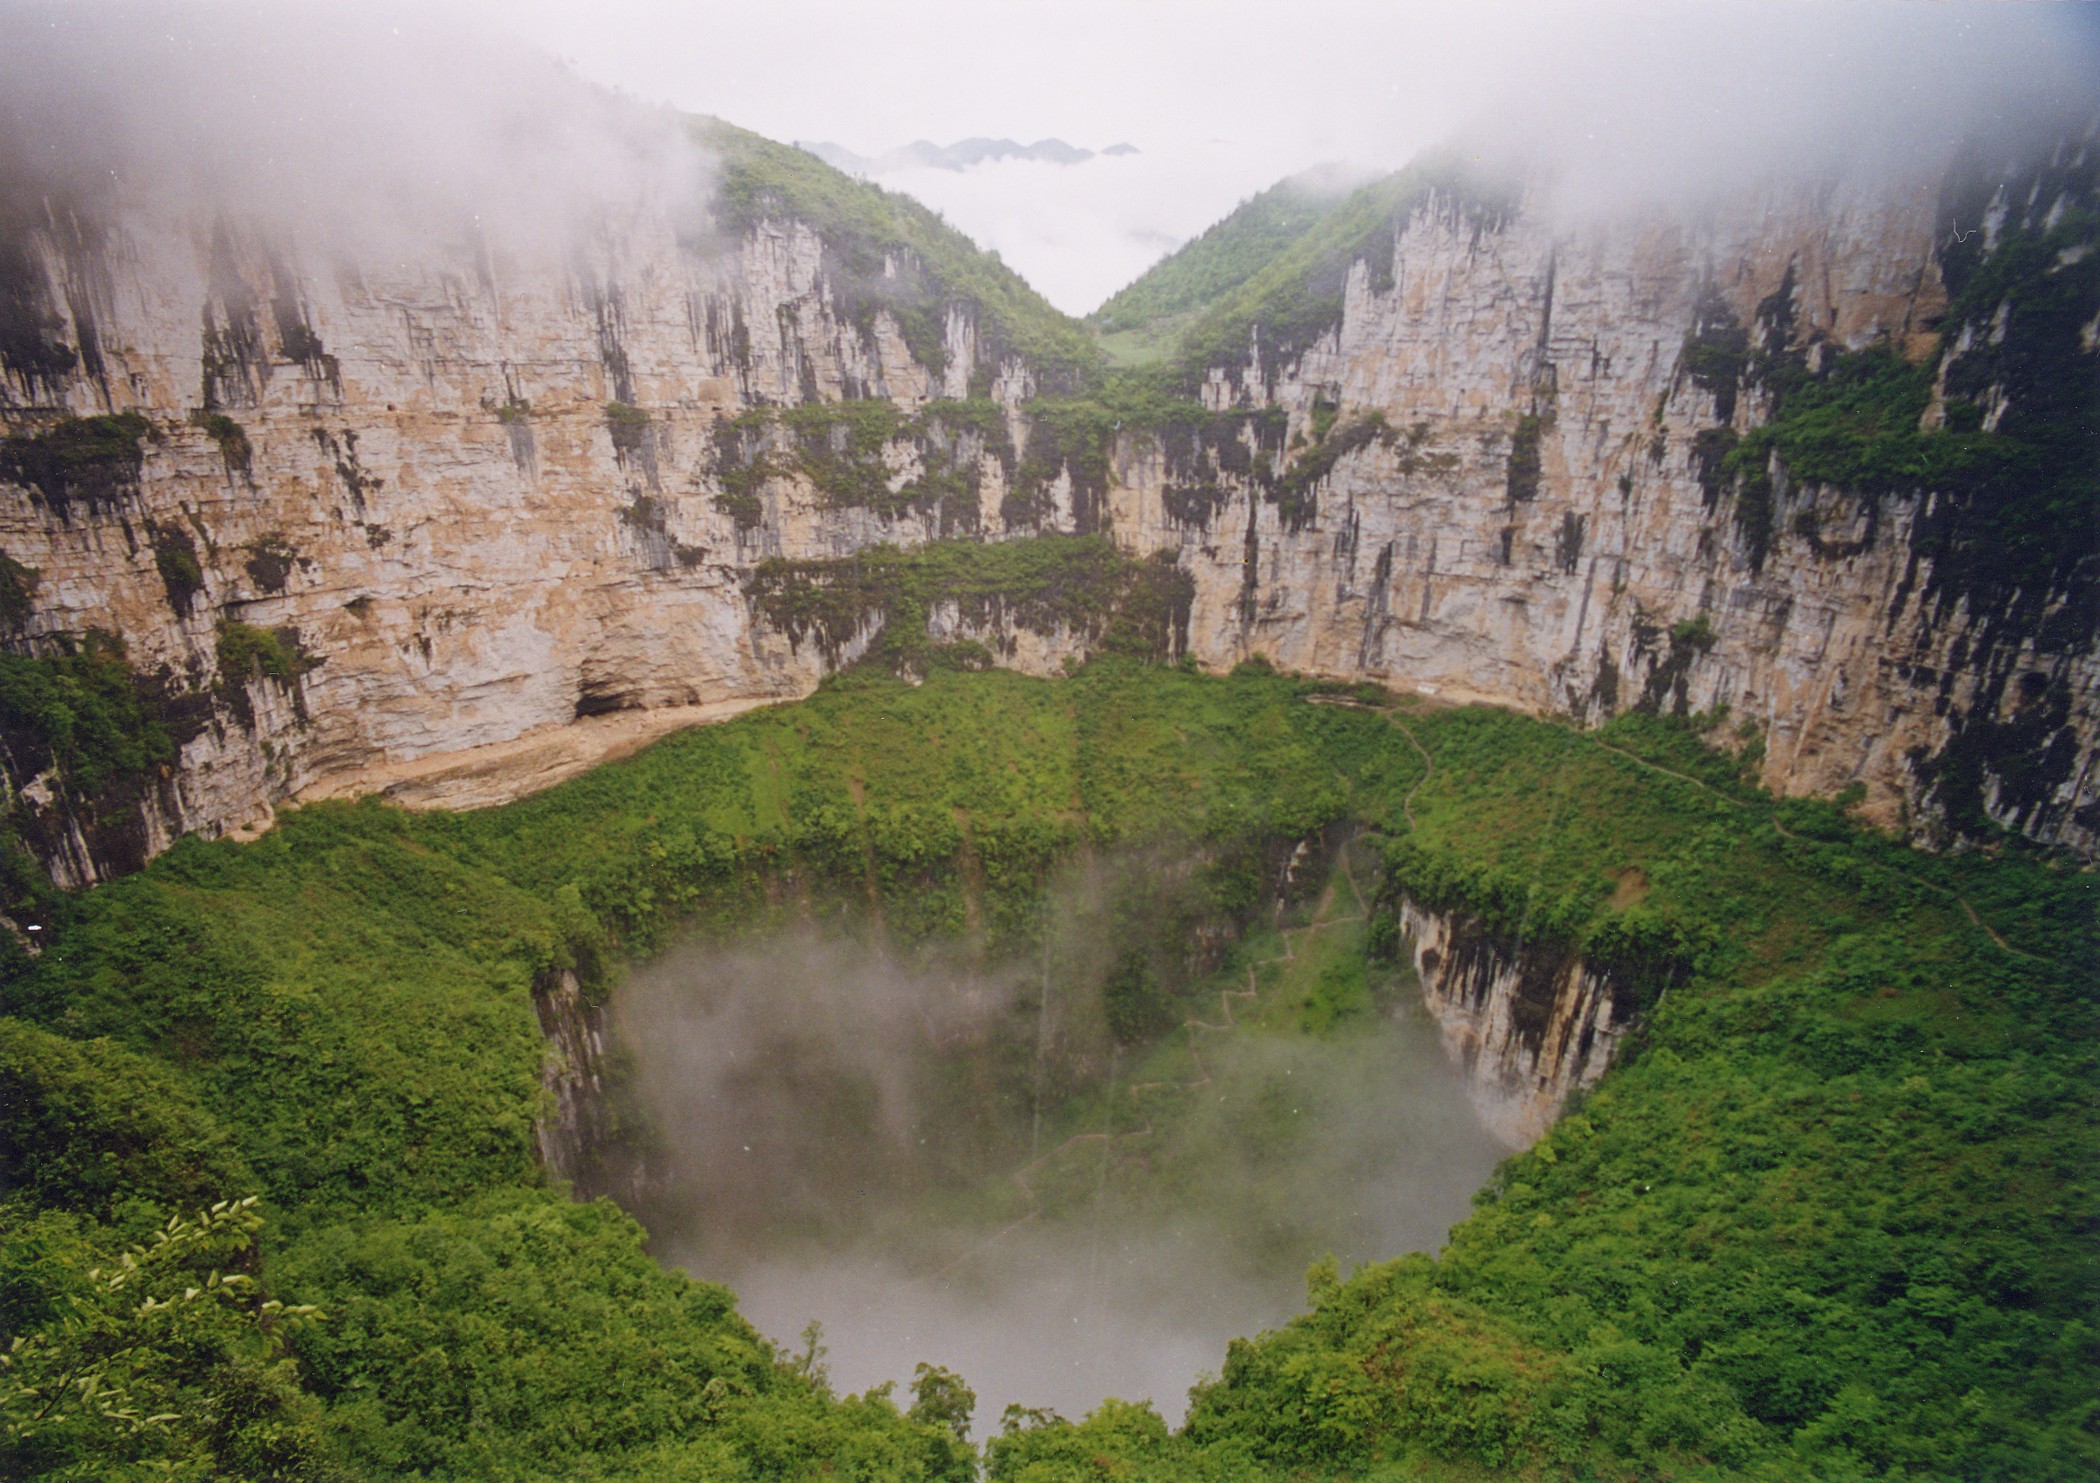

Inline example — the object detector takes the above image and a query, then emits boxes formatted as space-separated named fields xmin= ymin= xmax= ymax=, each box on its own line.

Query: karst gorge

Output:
xmin=0 ymin=8 xmax=2095 ymax=1480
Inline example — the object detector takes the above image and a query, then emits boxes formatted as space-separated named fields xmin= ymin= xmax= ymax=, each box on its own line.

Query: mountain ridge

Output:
xmin=795 ymin=135 xmax=1140 ymax=177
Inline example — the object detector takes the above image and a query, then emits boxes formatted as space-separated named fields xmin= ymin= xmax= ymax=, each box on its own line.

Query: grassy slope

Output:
xmin=0 ymin=664 xmax=1352 ymax=1480
xmin=1086 ymin=156 xmax=1505 ymax=391
xmin=2 ymin=124 xmax=2093 ymax=1481
xmin=4 ymin=666 xmax=2092 ymax=1480
xmin=1087 ymin=171 xmax=1359 ymax=365
xmin=699 ymin=119 xmax=1103 ymax=393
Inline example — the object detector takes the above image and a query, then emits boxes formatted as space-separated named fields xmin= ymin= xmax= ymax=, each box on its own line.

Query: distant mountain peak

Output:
xmin=793 ymin=137 xmax=1136 ymax=177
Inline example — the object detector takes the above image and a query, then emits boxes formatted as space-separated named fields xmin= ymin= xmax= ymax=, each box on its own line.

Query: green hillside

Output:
xmin=4 ymin=634 xmax=2091 ymax=1479
xmin=699 ymin=119 xmax=1105 ymax=395
xmin=1087 ymin=169 xmax=1361 ymax=365
xmin=1083 ymin=155 xmax=1515 ymax=387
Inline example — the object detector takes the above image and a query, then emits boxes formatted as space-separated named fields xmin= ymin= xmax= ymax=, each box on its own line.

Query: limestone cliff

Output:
xmin=1102 ymin=135 xmax=2098 ymax=854
xmin=0 ymin=126 xmax=2092 ymax=889
xmin=1396 ymin=897 xmax=1630 ymax=1146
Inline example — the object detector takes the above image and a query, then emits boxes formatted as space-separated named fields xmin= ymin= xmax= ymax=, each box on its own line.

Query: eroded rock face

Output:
xmin=0 ymin=145 xmax=2092 ymax=883
xmin=1396 ymin=898 xmax=1629 ymax=1147
xmin=532 ymin=969 xmax=609 ymax=1186
xmin=0 ymin=205 xmax=1018 ymax=878
xmin=1108 ymin=167 xmax=2097 ymax=854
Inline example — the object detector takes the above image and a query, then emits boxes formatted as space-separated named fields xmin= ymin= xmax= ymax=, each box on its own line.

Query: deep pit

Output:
xmin=605 ymin=846 xmax=1509 ymax=1429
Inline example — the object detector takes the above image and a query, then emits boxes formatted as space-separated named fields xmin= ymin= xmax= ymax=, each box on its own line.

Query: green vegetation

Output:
xmin=0 ymin=663 xmax=1360 ymax=1479
xmin=1273 ymin=411 xmax=1394 ymax=530
xmin=0 ymin=551 xmax=37 ymax=628
xmin=0 ymin=631 xmax=175 ymax=807
xmin=0 ymin=659 xmax=2089 ymax=1480
xmin=1505 ymin=410 xmax=1543 ymax=504
xmin=148 ymin=521 xmax=205 ymax=614
xmin=215 ymin=621 xmax=308 ymax=684
xmin=0 ymin=127 xmax=2089 ymax=1482
xmin=709 ymin=399 xmax=1014 ymax=532
xmin=0 ymin=412 xmax=153 ymax=521
xmin=1684 ymin=184 xmax=2096 ymax=599
xmin=745 ymin=534 xmax=1192 ymax=676
xmin=189 ymin=409 xmax=252 ymax=475
xmin=1 ymin=1197 xmax=340 ymax=1480
xmin=0 ymin=634 xmax=181 ymax=966
xmin=245 ymin=533 xmax=300 ymax=594
xmin=1667 ymin=168 xmax=2095 ymax=842
xmin=1088 ymin=171 xmax=1359 ymax=363
xmin=700 ymin=119 xmax=1102 ymax=393
xmin=1156 ymin=159 xmax=1513 ymax=390
xmin=679 ymin=137 xmax=1495 ymax=546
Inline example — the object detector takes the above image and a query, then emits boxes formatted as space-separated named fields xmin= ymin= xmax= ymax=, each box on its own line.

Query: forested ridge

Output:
xmin=2 ymin=660 xmax=2091 ymax=1480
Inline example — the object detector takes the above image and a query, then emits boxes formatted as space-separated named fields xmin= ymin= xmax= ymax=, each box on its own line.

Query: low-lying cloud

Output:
xmin=611 ymin=925 xmax=1508 ymax=1431
xmin=0 ymin=0 xmax=710 ymax=262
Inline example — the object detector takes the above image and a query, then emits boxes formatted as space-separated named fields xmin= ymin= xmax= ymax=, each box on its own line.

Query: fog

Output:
xmin=6 ymin=3 xmax=2090 ymax=314
xmin=612 ymin=916 xmax=1508 ymax=1430
xmin=0 ymin=1 xmax=711 ymax=264
xmin=483 ymin=1 xmax=2097 ymax=312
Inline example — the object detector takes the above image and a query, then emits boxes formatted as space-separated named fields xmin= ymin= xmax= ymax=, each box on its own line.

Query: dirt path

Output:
xmin=283 ymin=693 xmax=792 ymax=817
xmin=1585 ymin=740 xmax=2043 ymax=963
xmin=1132 ymin=861 xmax=1363 ymax=1096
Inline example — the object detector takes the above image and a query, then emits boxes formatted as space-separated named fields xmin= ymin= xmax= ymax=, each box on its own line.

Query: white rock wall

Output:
xmin=1 ymin=159 xmax=2092 ymax=880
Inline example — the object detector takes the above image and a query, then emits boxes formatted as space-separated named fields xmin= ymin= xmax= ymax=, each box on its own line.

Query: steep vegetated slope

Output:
xmin=1087 ymin=167 xmax=1360 ymax=364
xmin=2 ymin=666 xmax=2091 ymax=1478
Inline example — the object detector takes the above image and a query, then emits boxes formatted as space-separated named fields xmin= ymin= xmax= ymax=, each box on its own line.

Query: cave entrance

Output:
xmin=600 ymin=837 xmax=1506 ymax=1432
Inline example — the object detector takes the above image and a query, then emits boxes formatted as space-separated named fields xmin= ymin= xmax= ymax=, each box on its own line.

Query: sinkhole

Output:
xmin=588 ymin=835 xmax=1510 ymax=1430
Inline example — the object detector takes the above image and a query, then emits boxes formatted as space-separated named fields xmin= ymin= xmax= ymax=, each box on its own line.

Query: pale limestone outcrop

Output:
xmin=1 ymin=152 xmax=2092 ymax=886
xmin=0 ymin=202 xmax=1007 ymax=878
xmin=1105 ymin=173 xmax=2097 ymax=853
xmin=1397 ymin=898 xmax=1628 ymax=1147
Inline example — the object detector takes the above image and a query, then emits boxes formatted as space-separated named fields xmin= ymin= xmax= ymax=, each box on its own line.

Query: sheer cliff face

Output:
xmin=1111 ymin=171 xmax=2095 ymax=854
xmin=0 ymin=145 xmax=2093 ymax=881
xmin=1397 ymin=899 xmax=1629 ymax=1147
xmin=0 ymin=206 xmax=987 ymax=878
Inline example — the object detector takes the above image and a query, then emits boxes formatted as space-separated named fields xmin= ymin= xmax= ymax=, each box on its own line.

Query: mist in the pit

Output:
xmin=610 ymin=900 xmax=1508 ymax=1429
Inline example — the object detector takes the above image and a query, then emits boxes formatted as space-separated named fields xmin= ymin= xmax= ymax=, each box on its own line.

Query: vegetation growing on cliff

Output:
xmin=0 ymin=552 xmax=35 ymax=629
xmin=1668 ymin=141 xmax=2096 ymax=843
xmin=0 ymin=412 xmax=152 ymax=521
xmin=215 ymin=621 xmax=309 ymax=684
xmin=745 ymin=534 xmax=1192 ymax=676
xmin=1128 ymin=158 xmax=1514 ymax=391
xmin=1088 ymin=170 xmax=1359 ymax=363
xmin=0 ymin=663 xmax=2090 ymax=1480
xmin=1683 ymin=158 xmax=2096 ymax=602
xmin=189 ymin=409 xmax=252 ymax=476
xmin=701 ymin=119 xmax=1103 ymax=393
xmin=708 ymin=398 xmax=1014 ymax=532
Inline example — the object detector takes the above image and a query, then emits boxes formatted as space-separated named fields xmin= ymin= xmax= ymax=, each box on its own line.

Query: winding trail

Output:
xmin=1586 ymin=740 xmax=2044 ymax=964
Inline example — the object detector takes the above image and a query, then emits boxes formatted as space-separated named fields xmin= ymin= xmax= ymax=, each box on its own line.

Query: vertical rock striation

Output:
xmin=1106 ymin=137 xmax=2098 ymax=854
xmin=0 ymin=128 xmax=2092 ymax=885
xmin=1397 ymin=898 xmax=1630 ymax=1146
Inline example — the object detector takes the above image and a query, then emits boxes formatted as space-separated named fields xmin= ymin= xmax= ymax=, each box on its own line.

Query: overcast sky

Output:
xmin=455 ymin=1 xmax=2096 ymax=315
xmin=18 ymin=2 xmax=2089 ymax=316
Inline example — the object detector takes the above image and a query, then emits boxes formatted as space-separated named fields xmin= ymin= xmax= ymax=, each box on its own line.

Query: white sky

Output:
xmin=454 ymin=2 xmax=2094 ymax=313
